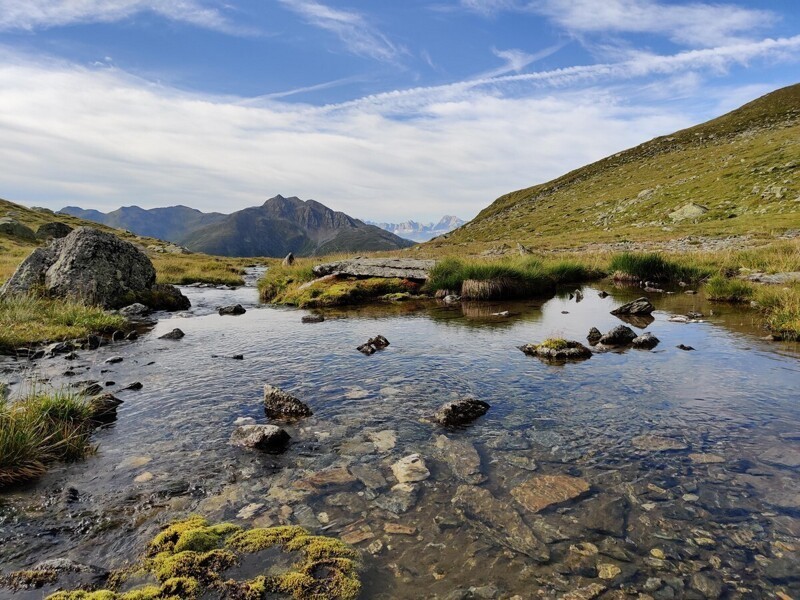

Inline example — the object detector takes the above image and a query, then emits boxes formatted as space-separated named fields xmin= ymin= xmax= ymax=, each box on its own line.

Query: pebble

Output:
xmin=391 ymin=454 xmax=430 ymax=483
xmin=133 ymin=472 xmax=154 ymax=483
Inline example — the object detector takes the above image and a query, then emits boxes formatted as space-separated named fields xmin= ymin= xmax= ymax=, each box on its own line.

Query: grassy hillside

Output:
xmin=431 ymin=83 xmax=799 ymax=253
xmin=0 ymin=198 xmax=252 ymax=287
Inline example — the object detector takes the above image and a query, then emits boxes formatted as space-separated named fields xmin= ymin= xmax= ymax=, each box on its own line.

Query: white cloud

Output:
xmin=479 ymin=44 xmax=565 ymax=78
xmin=461 ymin=0 xmax=775 ymax=47
xmin=277 ymin=0 xmax=403 ymax=63
xmin=0 ymin=0 xmax=238 ymax=33
xmin=0 ymin=36 xmax=797 ymax=222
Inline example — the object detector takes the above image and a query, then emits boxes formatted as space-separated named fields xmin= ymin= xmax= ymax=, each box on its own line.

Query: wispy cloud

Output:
xmin=0 ymin=36 xmax=796 ymax=221
xmin=460 ymin=0 xmax=776 ymax=47
xmin=0 ymin=0 xmax=241 ymax=34
xmin=277 ymin=0 xmax=403 ymax=63
xmin=479 ymin=43 xmax=565 ymax=78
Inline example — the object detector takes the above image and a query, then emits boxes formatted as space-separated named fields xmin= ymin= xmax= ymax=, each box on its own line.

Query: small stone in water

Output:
xmin=391 ymin=454 xmax=430 ymax=483
xmin=650 ymin=548 xmax=665 ymax=559
xmin=105 ymin=356 xmax=123 ymax=364
xmin=384 ymin=523 xmax=416 ymax=535
xmin=159 ymin=328 xmax=185 ymax=340
xmin=134 ymin=472 xmax=154 ymax=483
xmin=689 ymin=452 xmax=724 ymax=464
xmin=597 ymin=563 xmax=621 ymax=580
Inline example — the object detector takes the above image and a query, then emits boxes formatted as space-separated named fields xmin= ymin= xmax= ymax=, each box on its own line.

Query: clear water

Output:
xmin=1 ymin=276 xmax=799 ymax=599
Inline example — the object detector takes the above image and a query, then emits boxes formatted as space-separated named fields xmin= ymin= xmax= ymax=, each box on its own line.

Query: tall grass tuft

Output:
xmin=609 ymin=252 xmax=708 ymax=282
xmin=705 ymin=275 xmax=756 ymax=302
xmin=0 ymin=388 xmax=96 ymax=487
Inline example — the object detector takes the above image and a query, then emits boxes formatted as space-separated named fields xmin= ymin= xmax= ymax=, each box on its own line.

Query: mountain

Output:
xmin=367 ymin=215 xmax=465 ymax=242
xmin=180 ymin=195 xmax=415 ymax=257
xmin=59 ymin=205 xmax=226 ymax=242
xmin=431 ymin=83 xmax=800 ymax=251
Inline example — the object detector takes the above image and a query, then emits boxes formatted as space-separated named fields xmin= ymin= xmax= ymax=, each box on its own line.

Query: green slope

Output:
xmin=434 ymin=83 xmax=800 ymax=252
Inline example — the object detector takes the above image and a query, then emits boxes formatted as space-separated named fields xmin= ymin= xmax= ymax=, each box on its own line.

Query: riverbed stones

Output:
xmin=598 ymin=325 xmax=637 ymax=346
xmin=159 ymin=328 xmax=185 ymax=340
xmin=367 ymin=430 xmax=397 ymax=452
xmin=632 ymin=435 xmax=688 ymax=451
xmin=560 ymin=583 xmax=606 ymax=600
xmin=435 ymin=434 xmax=485 ymax=484
xmin=451 ymin=485 xmax=549 ymax=562
xmin=350 ymin=464 xmax=387 ymax=490
xmin=511 ymin=475 xmax=590 ymax=513
xmin=229 ymin=424 xmax=290 ymax=452
xmin=218 ymin=304 xmax=246 ymax=316
xmin=374 ymin=483 xmax=419 ymax=514
xmin=689 ymin=452 xmax=725 ymax=464
xmin=0 ymin=227 xmax=189 ymax=310
xmin=434 ymin=397 xmax=490 ymax=427
xmin=611 ymin=297 xmax=655 ymax=316
xmin=759 ymin=445 xmax=800 ymax=468
xmin=632 ymin=332 xmax=660 ymax=349
xmin=578 ymin=495 xmax=629 ymax=537
xmin=263 ymin=384 xmax=312 ymax=419
xmin=391 ymin=454 xmax=430 ymax=483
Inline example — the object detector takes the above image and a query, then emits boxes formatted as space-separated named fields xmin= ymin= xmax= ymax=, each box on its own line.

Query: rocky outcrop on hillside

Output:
xmin=0 ymin=227 xmax=189 ymax=310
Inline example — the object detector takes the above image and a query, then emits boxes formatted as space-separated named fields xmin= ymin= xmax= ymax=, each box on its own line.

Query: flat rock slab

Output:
xmin=632 ymin=434 xmax=688 ymax=451
xmin=295 ymin=466 xmax=356 ymax=490
xmin=744 ymin=271 xmax=800 ymax=285
xmin=435 ymin=434 xmax=485 ymax=484
xmin=312 ymin=258 xmax=436 ymax=280
xmin=611 ymin=297 xmax=655 ymax=316
xmin=451 ymin=485 xmax=550 ymax=562
xmin=760 ymin=446 xmax=800 ymax=469
xmin=511 ymin=475 xmax=590 ymax=513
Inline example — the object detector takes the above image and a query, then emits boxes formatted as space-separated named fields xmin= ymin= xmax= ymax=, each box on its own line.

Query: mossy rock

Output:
xmin=520 ymin=339 xmax=592 ymax=361
xmin=37 ymin=516 xmax=361 ymax=600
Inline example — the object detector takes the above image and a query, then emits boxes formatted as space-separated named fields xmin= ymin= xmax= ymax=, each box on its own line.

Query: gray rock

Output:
xmin=451 ymin=485 xmax=550 ymax=562
xmin=159 ymin=328 xmax=185 ymax=340
xmin=350 ymin=464 xmax=388 ymax=490
xmin=282 ymin=252 xmax=295 ymax=266
xmin=435 ymin=434 xmax=485 ymax=484
xmin=357 ymin=335 xmax=390 ymax=355
xmin=374 ymin=482 xmax=419 ymax=514
xmin=229 ymin=424 xmax=290 ymax=452
xmin=119 ymin=303 xmax=151 ymax=318
xmin=434 ymin=397 xmax=490 ymax=427
xmin=0 ymin=217 xmax=36 ymax=241
xmin=218 ymin=304 xmax=246 ymax=316
xmin=87 ymin=393 xmax=123 ymax=423
xmin=598 ymin=325 xmax=637 ymax=346
xmin=301 ymin=314 xmax=325 ymax=323
xmin=391 ymin=454 xmax=430 ymax=483
xmin=263 ymin=384 xmax=312 ymax=419
xmin=0 ymin=227 xmax=189 ymax=310
xmin=520 ymin=340 xmax=592 ymax=361
xmin=47 ymin=341 xmax=75 ymax=355
xmin=587 ymin=327 xmax=602 ymax=343
xmin=632 ymin=332 xmax=660 ymax=349
xmin=36 ymin=222 xmax=73 ymax=240
xmin=313 ymin=258 xmax=436 ymax=280
xmin=579 ymin=495 xmax=629 ymax=537
xmin=610 ymin=297 xmax=655 ymax=316
xmin=689 ymin=572 xmax=723 ymax=598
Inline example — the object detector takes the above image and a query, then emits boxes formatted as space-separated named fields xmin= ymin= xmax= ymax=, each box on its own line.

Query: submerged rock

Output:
xmin=451 ymin=485 xmax=549 ymax=562
xmin=511 ymin=475 xmax=590 ymax=513
xmin=301 ymin=314 xmax=325 ymax=323
xmin=218 ymin=304 xmax=246 ymax=316
xmin=159 ymin=328 xmax=185 ymax=340
xmin=631 ymin=434 xmax=688 ymax=451
xmin=520 ymin=340 xmax=592 ymax=361
xmin=374 ymin=483 xmax=419 ymax=514
xmin=434 ymin=397 xmax=490 ymax=427
xmin=263 ymin=384 xmax=312 ymax=419
xmin=587 ymin=327 xmax=602 ymax=344
xmin=632 ymin=332 xmax=660 ymax=349
xmin=229 ymin=424 xmax=290 ymax=452
xmin=391 ymin=454 xmax=430 ymax=483
xmin=610 ymin=297 xmax=655 ymax=316
xmin=357 ymin=335 xmax=390 ymax=355
xmin=598 ymin=325 xmax=637 ymax=346
xmin=435 ymin=434 xmax=485 ymax=484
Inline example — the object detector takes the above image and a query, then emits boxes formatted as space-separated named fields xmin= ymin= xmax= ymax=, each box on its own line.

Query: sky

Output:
xmin=0 ymin=1 xmax=798 ymax=222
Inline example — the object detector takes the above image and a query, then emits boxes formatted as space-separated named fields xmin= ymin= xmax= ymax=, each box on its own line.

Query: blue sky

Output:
xmin=0 ymin=0 xmax=798 ymax=222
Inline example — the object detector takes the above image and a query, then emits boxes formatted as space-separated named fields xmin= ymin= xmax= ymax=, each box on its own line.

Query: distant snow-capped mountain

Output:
xmin=366 ymin=215 xmax=465 ymax=242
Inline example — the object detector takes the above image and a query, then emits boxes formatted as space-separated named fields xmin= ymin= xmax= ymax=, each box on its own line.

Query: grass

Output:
xmin=0 ymin=389 xmax=96 ymax=487
xmin=151 ymin=253 xmax=251 ymax=286
xmin=608 ymin=252 xmax=710 ymax=282
xmin=758 ymin=284 xmax=800 ymax=341
xmin=705 ymin=275 xmax=757 ymax=302
xmin=538 ymin=338 xmax=569 ymax=350
xmin=424 ymin=256 xmax=600 ymax=297
xmin=0 ymin=295 xmax=127 ymax=352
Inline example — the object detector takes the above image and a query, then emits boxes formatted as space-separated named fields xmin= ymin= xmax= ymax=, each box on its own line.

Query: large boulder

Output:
xmin=598 ymin=325 xmax=637 ymax=346
xmin=0 ymin=227 xmax=189 ymax=310
xmin=36 ymin=222 xmax=73 ymax=240
xmin=0 ymin=217 xmax=36 ymax=241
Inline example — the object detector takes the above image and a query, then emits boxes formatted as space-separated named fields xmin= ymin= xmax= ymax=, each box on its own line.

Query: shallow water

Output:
xmin=1 ymin=276 xmax=799 ymax=599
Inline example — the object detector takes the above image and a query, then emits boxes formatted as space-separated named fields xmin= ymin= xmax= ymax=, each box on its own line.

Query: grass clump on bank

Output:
xmin=258 ymin=262 xmax=317 ymax=303
xmin=0 ymin=296 xmax=127 ymax=352
xmin=425 ymin=256 xmax=600 ymax=299
xmin=705 ymin=275 xmax=756 ymax=302
xmin=608 ymin=252 xmax=709 ymax=283
xmin=0 ymin=389 xmax=96 ymax=487
xmin=757 ymin=285 xmax=800 ymax=341
xmin=151 ymin=254 xmax=250 ymax=286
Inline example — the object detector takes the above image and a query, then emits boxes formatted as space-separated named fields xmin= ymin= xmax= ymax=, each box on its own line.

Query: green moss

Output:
xmin=538 ymin=338 xmax=569 ymax=350
xmin=705 ymin=275 xmax=756 ymax=302
xmin=0 ymin=569 xmax=57 ymax=590
xmin=45 ymin=517 xmax=361 ymax=600
xmin=278 ymin=277 xmax=413 ymax=308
